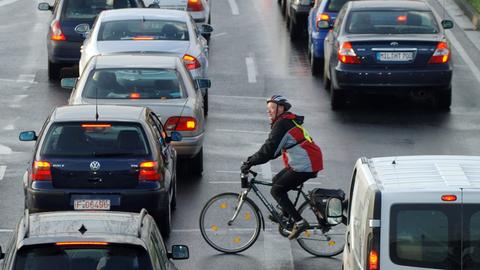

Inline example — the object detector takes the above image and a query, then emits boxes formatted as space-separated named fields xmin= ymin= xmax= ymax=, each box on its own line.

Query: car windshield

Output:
xmin=82 ymin=69 xmax=186 ymax=100
xmin=98 ymin=20 xmax=189 ymax=41
xmin=326 ymin=0 xmax=349 ymax=12
xmin=13 ymin=244 xmax=152 ymax=270
xmin=41 ymin=122 xmax=150 ymax=157
xmin=63 ymin=0 xmax=135 ymax=20
xmin=345 ymin=10 xmax=439 ymax=34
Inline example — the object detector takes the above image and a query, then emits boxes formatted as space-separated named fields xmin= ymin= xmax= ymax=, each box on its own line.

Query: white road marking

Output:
xmin=0 ymin=78 xmax=37 ymax=84
xmin=211 ymin=32 xmax=228 ymax=38
xmin=263 ymin=231 xmax=294 ymax=270
xmin=12 ymin=95 xmax=28 ymax=103
xmin=246 ymin=56 xmax=257 ymax=83
xmin=227 ymin=0 xmax=239 ymax=15
xmin=0 ymin=0 xmax=21 ymax=7
xmin=0 ymin=166 xmax=6 ymax=181
xmin=0 ymin=144 xmax=12 ymax=155
xmin=0 ymin=229 xmax=13 ymax=233
xmin=3 ymin=124 xmax=14 ymax=131
xmin=17 ymin=74 xmax=35 ymax=83
xmin=172 ymin=228 xmax=274 ymax=233
xmin=446 ymin=31 xmax=480 ymax=84
xmin=210 ymin=181 xmax=323 ymax=185
xmin=216 ymin=129 xmax=268 ymax=134
xmin=261 ymin=162 xmax=272 ymax=180
xmin=210 ymin=94 xmax=265 ymax=100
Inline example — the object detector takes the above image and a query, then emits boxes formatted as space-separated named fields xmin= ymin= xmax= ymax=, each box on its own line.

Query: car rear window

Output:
xmin=98 ymin=20 xmax=189 ymax=41
xmin=82 ymin=69 xmax=186 ymax=100
xmin=326 ymin=0 xmax=349 ymax=12
xmin=345 ymin=10 xmax=439 ymax=34
xmin=14 ymin=244 xmax=152 ymax=270
xmin=63 ymin=0 xmax=136 ymax=20
xmin=41 ymin=122 xmax=150 ymax=157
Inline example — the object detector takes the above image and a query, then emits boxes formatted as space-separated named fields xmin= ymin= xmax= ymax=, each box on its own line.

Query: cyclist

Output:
xmin=241 ymin=95 xmax=323 ymax=239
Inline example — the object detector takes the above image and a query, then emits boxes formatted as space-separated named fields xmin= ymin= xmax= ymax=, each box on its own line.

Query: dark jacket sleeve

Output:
xmin=247 ymin=120 xmax=287 ymax=166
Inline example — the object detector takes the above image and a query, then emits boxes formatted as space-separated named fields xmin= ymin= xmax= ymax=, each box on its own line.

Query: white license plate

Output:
xmin=378 ymin=52 xmax=414 ymax=61
xmin=74 ymin=199 xmax=111 ymax=210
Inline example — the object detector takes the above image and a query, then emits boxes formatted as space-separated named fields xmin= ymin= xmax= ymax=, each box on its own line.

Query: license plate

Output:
xmin=74 ymin=199 xmax=111 ymax=210
xmin=377 ymin=52 xmax=414 ymax=62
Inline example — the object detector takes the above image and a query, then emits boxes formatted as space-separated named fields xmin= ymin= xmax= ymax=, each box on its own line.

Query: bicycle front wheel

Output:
xmin=199 ymin=192 xmax=261 ymax=254
xmin=296 ymin=202 xmax=346 ymax=257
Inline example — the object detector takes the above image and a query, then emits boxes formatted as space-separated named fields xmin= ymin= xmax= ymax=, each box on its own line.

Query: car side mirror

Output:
xmin=61 ymin=78 xmax=77 ymax=90
xmin=326 ymin=197 xmax=343 ymax=225
xmin=168 ymin=245 xmax=189 ymax=260
xmin=19 ymin=131 xmax=37 ymax=141
xmin=441 ymin=20 xmax=454 ymax=29
xmin=37 ymin=2 xmax=52 ymax=11
xmin=166 ymin=131 xmax=182 ymax=143
xmin=200 ymin=24 xmax=214 ymax=35
xmin=0 ymin=246 xmax=4 ymax=260
xmin=195 ymin=78 xmax=211 ymax=89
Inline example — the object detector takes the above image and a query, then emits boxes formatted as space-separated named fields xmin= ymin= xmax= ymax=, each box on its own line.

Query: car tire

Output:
xmin=289 ymin=19 xmax=300 ymax=40
xmin=330 ymin=81 xmax=345 ymax=110
xmin=190 ymin=147 xmax=203 ymax=176
xmin=437 ymin=87 xmax=452 ymax=110
xmin=171 ymin=176 xmax=177 ymax=211
xmin=310 ymin=47 xmax=323 ymax=76
xmin=203 ymin=93 xmax=208 ymax=116
xmin=323 ymin=62 xmax=331 ymax=90
xmin=48 ymin=61 xmax=62 ymax=81
xmin=281 ymin=0 xmax=287 ymax=16
xmin=154 ymin=200 xmax=172 ymax=238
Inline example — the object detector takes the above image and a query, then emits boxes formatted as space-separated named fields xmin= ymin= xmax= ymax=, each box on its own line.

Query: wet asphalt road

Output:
xmin=1 ymin=0 xmax=480 ymax=269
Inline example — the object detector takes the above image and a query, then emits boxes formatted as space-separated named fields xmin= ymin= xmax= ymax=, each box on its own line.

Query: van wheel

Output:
xmin=190 ymin=148 xmax=203 ymax=176
xmin=48 ymin=61 xmax=62 ymax=81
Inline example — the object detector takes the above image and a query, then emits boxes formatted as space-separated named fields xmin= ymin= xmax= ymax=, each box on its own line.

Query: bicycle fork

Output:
xmin=228 ymin=190 xmax=249 ymax=226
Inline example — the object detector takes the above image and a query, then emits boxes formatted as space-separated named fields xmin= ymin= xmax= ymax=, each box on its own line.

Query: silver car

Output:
xmin=77 ymin=8 xmax=213 ymax=113
xmin=65 ymin=54 xmax=207 ymax=175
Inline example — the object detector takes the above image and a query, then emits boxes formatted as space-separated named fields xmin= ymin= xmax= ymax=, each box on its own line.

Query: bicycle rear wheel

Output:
xmin=296 ymin=202 xmax=346 ymax=257
xmin=199 ymin=192 xmax=261 ymax=254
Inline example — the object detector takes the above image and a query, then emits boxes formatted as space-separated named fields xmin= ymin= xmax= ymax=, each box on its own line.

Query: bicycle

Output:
xmin=199 ymin=170 xmax=347 ymax=257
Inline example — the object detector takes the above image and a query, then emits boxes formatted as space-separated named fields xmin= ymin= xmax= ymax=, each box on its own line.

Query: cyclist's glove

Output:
xmin=240 ymin=161 xmax=252 ymax=174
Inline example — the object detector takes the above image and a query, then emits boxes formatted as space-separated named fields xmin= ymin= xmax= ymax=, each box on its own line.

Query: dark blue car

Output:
xmin=19 ymin=105 xmax=180 ymax=236
xmin=307 ymin=0 xmax=350 ymax=75
xmin=38 ymin=0 xmax=146 ymax=80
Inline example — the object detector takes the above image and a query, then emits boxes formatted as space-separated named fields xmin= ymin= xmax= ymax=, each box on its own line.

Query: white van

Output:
xmin=343 ymin=155 xmax=480 ymax=270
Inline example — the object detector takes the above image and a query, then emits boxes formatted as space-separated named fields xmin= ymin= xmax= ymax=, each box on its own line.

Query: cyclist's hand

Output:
xmin=240 ymin=161 xmax=251 ymax=174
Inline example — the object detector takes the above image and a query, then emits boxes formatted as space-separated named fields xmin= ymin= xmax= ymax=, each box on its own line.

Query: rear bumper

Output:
xmin=48 ymin=40 xmax=82 ymax=65
xmin=172 ymin=132 xmax=204 ymax=158
xmin=189 ymin=11 xmax=207 ymax=24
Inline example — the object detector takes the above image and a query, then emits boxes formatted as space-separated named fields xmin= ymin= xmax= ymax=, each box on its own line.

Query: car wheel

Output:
xmin=323 ymin=62 xmax=331 ymax=90
xmin=281 ymin=0 xmax=286 ymax=16
xmin=437 ymin=87 xmax=452 ymax=110
xmin=203 ymin=93 xmax=208 ymax=116
xmin=310 ymin=47 xmax=323 ymax=76
xmin=190 ymin=147 xmax=203 ymax=176
xmin=330 ymin=81 xmax=345 ymax=110
xmin=171 ymin=176 xmax=177 ymax=211
xmin=289 ymin=19 xmax=300 ymax=40
xmin=154 ymin=200 xmax=172 ymax=238
xmin=48 ymin=61 xmax=62 ymax=81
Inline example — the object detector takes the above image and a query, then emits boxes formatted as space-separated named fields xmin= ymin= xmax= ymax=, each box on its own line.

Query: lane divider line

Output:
xmin=227 ymin=0 xmax=239 ymax=15
xmin=245 ymin=56 xmax=257 ymax=83
xmin=0 ymin=145 xmax=12 ymax=155
xmin=445 ymin=30 xmax=480 ymax=84
xmin=0 ymin=229 xmax=13 ymax=233
xmin=16 ymin=74 xmax=35 ymax=84
xmin=209 ymin=181 xmax=323 ymax=185
xmin=216 ymin=129 xmax=268 ymax=134
xmin=0 ymin=166 xmax=6 ymax=181
xmin=210 ymin=94 xmax=266 ymax=100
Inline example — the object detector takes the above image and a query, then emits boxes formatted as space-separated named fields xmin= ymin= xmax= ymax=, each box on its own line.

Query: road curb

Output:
xmin=454 ymin=0 xmax=480 ymax=29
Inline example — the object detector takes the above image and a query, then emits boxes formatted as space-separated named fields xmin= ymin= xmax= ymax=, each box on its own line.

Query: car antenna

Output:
xmin=173 ymin=97 xmax=189 ymax=132
xmin=95 ymin=86 xmax=99 ymax=121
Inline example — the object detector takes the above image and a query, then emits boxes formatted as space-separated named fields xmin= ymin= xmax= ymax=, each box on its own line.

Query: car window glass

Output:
xmin=149 ymin=235 xmax=165 ymax=270
xmin=151 ymin=113 xmax=168 ymax=144
xmin=151 ymin=226 xmax=168 ymax=266
xmin=333 ymin=6 xmax=346 ymax=34
xmin=327 ymin=0 xmax=349 ymax=12
xmin=62 ymin=0 xmax=134 ymax=20
xmin=83 ymin=69 xmax=186 ymax=100
xmin=465 ymin=208 xmax=480 ymax=269
xmin=148 ymin=114 xmax=165 ymax=146
xmin=99 ymin=20 xmax=189 ymax=41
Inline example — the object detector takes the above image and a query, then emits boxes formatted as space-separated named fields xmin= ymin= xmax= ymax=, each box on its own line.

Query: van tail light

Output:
xmin=428 ymin=41 xmax=450 ymax=64
xmin=50 ymin=20 xmax=66 ymax=41
xmin=187 ymin=0 xmax=204 ymax=11
xmin=442 ymin=194 xmax=457 ymax=201
xmin=32 ymin=161 xmax=52 ymax=181
xmin=316 ymin=13 xmax=330 ymax=29
xmin=165 ymin=117 xmax=197 ymax=131
xmin=139 ymin=161 xmax=162 ymax=181
xmin=369 ymin=250 xmax=379 ymax=270
xmin=338 ymin=42 xmax=360 ymax=64
xmin=183 ymin=54 xmax=201 ymax=70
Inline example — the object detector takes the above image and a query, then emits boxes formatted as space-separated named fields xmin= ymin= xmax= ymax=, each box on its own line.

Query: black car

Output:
xmin=19 ymin=105 xmax=180 ymax=236
xmin=0 ymin=210 xmax=189 ymax=270
xmin=285 ymin=0 xmax=314 ymax=40
xmin=323 ymin=0 xmax=454 ymax=109
xmin=37 ymin=0 xmax=146 ymax=80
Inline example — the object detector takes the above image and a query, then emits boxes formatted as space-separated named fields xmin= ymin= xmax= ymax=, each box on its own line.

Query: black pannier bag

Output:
xmin=310 ymin=188 xmax=346 ymax=221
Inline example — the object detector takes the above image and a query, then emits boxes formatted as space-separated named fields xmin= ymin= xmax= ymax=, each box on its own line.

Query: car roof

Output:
xmin=51 ymin=105 xmax=147 ymax=122
xmin=367 ymin=155 xmax=480 ymax=191
xmin=93 ymin=54 xmax=180 ymax=70
xmin=350 ymin=0 xmax=430 ymax=11
xmin=101 ymin=8 xmax=189 ymax=22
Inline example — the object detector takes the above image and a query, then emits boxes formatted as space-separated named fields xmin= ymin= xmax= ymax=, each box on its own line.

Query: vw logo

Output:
xmin=90 ymin=161 xmax=101 ymax=171
xmin=390 ymin=42 xmax=399 ymax=46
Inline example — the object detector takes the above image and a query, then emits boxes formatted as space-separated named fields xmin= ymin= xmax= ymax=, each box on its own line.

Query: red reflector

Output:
xmin=132 ymin=36 xmax=155 ymax=40
xmin=139 ymin=161 xmax=162 ymax=181
xmin=32 ymin=161 xmax=52 ymax=181
xmin=369 ymin=250 xmax=379 ymax=270
xmin=56 ymin=242 xmax=108 ymax=246
xmin=165 ymin=117 xmax=197 ymax=131
xmin=81 ymin=124 xmax=112 ymax=128
xmin=130 ymin=93 xmax=141 ymax=99
xmin=51 ymin=20 xmax=66 ymax=41
xmin=442 ymin=195 xmax=457 ymax=201
xmin=338 ymin=42 xmax=360 ymax=64
xmin=187 ymin=0 xmax=204 ymax=11
xmin=183 ymin=54 xmax=201 ymax=70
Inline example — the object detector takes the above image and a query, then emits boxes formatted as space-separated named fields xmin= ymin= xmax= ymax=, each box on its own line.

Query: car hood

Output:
xmin=96 ymin=40 xmax=190 ymax=56
xmin=342 ymin=34 xmax=445 ymax=43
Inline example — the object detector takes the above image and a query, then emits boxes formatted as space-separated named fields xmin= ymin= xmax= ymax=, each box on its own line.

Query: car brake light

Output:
xmin=183 ymin=54 xmax=201 ymax=70
xmin=316 ymin=13 xmax=330 ymax=29
xmin=139 ymin=161 xmax=162 ymax=181
xmin=165 ymin=117 xmax=197 ymax=131
xmin=81 ymin=124 xmax=112 ymax=128
xmin=428 ymin=41 xmax=450 ymax=64
xmin=56 ymin=242 xmax=108 ymax=246
xmin=130 ymin=93 xmax=141 ymax=99
xmin=442 ymin=194 xmax=457 ymax=201
xmin=132 ymin=36 xmax=155 ymax=40
xmin=32 ymin=161 xmax=52 ymax=181
xmin=51 ymin=20 xmax=66 ymax=41
xmin=338 ymin=42 xmax=360 ymax=64
xmin=187 ymin=0 xmax=204 ymax=11
xmin=397 ymin=15 xmax=407 ymax=23
xmin=369 ymin=250 xmax=379 ymax=270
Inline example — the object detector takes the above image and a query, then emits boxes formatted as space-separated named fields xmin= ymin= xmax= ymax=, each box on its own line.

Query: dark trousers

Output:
xmin=270 ymin=167 xmax=317 ymax=222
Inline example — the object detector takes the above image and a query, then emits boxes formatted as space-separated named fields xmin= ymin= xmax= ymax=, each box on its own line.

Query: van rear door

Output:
xmin=461 ymin=189 xmax=480 ymax=270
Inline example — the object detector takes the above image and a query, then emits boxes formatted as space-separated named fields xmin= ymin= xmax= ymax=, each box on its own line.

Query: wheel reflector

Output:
xmin=233 ymin=236 xmax=241 ymax=243
xmin=220 ymin=202 xmax=228 ymax=209
xmin=211 ymin=225 xmax=218 ymax=232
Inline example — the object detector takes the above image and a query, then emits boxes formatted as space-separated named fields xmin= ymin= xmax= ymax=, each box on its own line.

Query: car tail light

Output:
xmin=369 ymin=250 xmax=379 ymax=270
xmin=183 ymin=54 xmax=201 ymax=70
xmin=428 ymin=41 xmax=450 ymax=64
xmin=50 ymin=20 xmax=66 ymax=41
xmin=338 ymin=42 xmax=360 ymax=64
xmin=316 ymin=13 xmax=330 ymax=29
xmin=32 ymin=161 xmax=52 ymax=181
xmin=130 ymin=93 xmax=141 ymax=99
xmin=165 ymin=117 xmax=197 ymax=131
xmin=139 ymin=161 xmax=162 ymax=181
xmin=81 ymin=123 xmax=112 ymax=128
xmin=56 ymin=242 xmax=108 ymax=246
xmin=187 ymin=0 xmax=204 ymax=11
xmin=442 ymin=194 xmax=457 ymax=201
